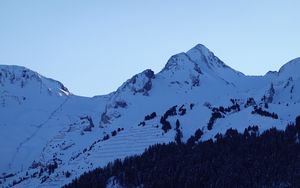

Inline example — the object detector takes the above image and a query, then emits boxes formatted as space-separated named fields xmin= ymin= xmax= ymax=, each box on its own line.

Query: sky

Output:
xmin=0 ymin=1 xmax=300 ymax=96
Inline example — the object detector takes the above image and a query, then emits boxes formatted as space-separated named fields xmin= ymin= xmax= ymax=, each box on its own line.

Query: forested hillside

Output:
xmin=64 ymin=116 xmax=300 ymax=188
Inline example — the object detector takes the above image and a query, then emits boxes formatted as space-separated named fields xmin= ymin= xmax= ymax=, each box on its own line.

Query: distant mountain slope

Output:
xmin=0 ymin=44 xmax=300 ymax=188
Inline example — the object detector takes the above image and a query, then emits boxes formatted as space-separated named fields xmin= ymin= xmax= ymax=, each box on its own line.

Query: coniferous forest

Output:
xmin=64 ymin=116 xmax=300 ymax=188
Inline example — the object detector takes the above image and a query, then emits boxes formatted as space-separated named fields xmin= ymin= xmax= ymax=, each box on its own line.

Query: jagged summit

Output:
xmin=160 ymin=44 xmax=219 ymax=72
xmin=115 ymin=44 xmax=216 ymax=95
xmin=112 ymin=44 xmax=247 ymax=97
xmin=160 ymin=44 xmax=243 ymax=75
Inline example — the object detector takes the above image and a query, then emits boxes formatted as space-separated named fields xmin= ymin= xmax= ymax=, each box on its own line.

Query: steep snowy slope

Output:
xmin=0 ymin=65 xmax=68 ymax=172
xmin=1 ymin=44 xmax=300 ymax=188
xmin=0 ymin=65 xmax=109 ymax=187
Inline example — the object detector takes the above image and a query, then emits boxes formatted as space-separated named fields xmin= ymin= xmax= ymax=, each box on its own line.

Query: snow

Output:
xmin=278 ymin=57 xmax=300 ymax=79
xmin=106 ymin=177 xmax=124 ymax=188
xmin=1 ymin=44 xmax=300 ymax=188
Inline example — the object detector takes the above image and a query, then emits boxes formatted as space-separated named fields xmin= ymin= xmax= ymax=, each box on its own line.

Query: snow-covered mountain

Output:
xmin=1 ymin=44 xmax=300 ymax=188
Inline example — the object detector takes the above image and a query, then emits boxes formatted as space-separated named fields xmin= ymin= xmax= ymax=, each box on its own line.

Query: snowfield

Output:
xmin=0 ymin=44 xmax=300 ymax=188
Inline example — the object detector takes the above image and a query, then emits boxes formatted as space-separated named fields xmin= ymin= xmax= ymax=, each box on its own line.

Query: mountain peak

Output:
xmin=189 ymin=43 xmax=212 ymax=56
xmin=160 ymin=44 xmax=228 ymax=74
xmin=0 ymin=64 xmax=70 ymax=96
xmin=186 ymin=44 xmax=229 ymax=70
xmin=158 ymin=44 xmax=243 ymax=87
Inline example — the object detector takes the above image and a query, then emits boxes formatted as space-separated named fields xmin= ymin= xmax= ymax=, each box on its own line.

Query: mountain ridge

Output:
xmin=1 ymin=44 xmax=300 ymax=97
xmin=1 ymin=44 xmax=300 ymax=188
xmin=0 ymin=64 xmax=70 ymax=97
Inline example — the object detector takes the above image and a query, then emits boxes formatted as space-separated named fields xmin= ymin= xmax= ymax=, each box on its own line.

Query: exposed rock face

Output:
xmin=265 ymin=83 xmax=275 ymax=103
xmin=118 ymin=69 xmax=155 ymax=96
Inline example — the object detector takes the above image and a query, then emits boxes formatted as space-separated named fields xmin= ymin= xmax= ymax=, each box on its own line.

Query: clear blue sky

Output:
xmin=1 ymin=1 xmax=299 ymax=96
